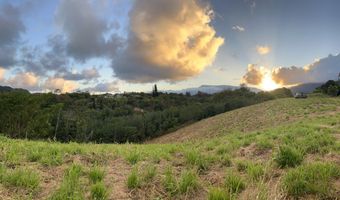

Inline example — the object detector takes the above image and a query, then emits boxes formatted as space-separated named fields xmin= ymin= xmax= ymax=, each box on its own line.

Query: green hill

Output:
xmin=0 ymin=95 xmax=339 ymax=199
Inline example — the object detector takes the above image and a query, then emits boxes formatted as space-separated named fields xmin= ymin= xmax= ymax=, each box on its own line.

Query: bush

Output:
xmin=50 ymin=164 xmax=83 ymax=200
xmin=185 ymin=150 xmax=209 ymax=171
xmin=91 ymin=182 xmax=108 ymax=200
xmin=274 ymin=146 xmax=303 ymax=168
xmin=178 ymin=170 xmax=199 ymax=194
xmin=127 ymin=168 xmax=139 ymax=189
xmin=1 ymin=168 xmax=40 ymax=190
xmin=224 ymin=172 xmax=245 ymax=194
xmin=125 ymin=151 xmax=141 ymax=165
xmin=89 ymin=166 xmax=105 ymax=183
xmin=208 ymin=187 xmax=230 ymax=200
xmin=143 ymin=165 xmax=156 ymax=182
xmin=163 ymin=166 xmax=177 ymax=195
xmin=282 ymin=163 xmax=340 ymax=198
xmin=246 ymin=163 xmax=264 ymax=182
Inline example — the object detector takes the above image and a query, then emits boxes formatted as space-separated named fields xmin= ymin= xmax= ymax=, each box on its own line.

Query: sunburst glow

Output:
xmin=260 ymin=73 xmax=281 ymax=91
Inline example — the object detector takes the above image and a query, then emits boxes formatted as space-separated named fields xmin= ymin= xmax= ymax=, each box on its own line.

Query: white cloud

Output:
xmin=232 ymin=25 xmax=245 ymax=32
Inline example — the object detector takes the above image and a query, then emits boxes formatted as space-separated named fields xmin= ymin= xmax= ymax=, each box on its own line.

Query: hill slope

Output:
xmin=150 ymin=95 xmax=340 ymax=143
xmin=0 ymin=95 xmax=339 ymax=200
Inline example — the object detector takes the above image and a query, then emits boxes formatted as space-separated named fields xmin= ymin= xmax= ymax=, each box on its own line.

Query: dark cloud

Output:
xmin=56 ymin=0 xmax=123 ymax=61
xmin=84 ymin=81 xmax=119 ymax=93
xmin=58 ymin=67 xmax=100 ymax=81
xmin=0 ymin=3 xmax=25 ymax=68
xmin=112 ymin=0 xmax=224 ymax=83
xmin=19 ymin=36 xmax=69 ymax=75
xmin=272 ymin=54 xmax=340 ymax=85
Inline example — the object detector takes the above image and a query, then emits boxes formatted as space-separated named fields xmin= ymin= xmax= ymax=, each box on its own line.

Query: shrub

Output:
xmin=185 ymin=150 xmax=209 ymax=171
xmin=27 ymin=148 xmax=43 ymax=162
xmin=91 ymin=182 xmax=108 ymax=200
xmin=178 ymin=170 xmax=199 ymax=194
xmin=219 ymin=155 xmax=232 ymax=167
xmin=143 ymin=165 xmax=156 ymax=182
xmin=274 ymin=146 xmax=303 ymax=168
xmin=256 ymin=138 xmax=273 ymax=150
xmin=50 ymin=164 xmax=84 ymax=200
xmin=127 ymin=168 xmax=140 ymax=189
xmin=282 ymin=163 xmax=340 ymax=198
xmin=225 ymin=172 xmax=245 ymax=194
xmin=1 ymin=168 xmax=40 ymax=190
xmin=208 ymin=187 xmax=230 ymax=200
xmin=163 ymin=166 xmax=177 ymax=195
xmin=236 ymin=160 xmax=248 ymax=172
xmin=246 ymin=163 xmax=264 ymax=182
xmin=40 ymin=148 xmax=63 ymax=166
xmin=125 ymin=151 xmax=141 ymax=165
xmin=89 ymin=166 xmax=105 ymax=184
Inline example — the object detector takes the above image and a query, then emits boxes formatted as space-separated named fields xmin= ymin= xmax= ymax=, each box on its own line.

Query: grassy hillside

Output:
xmin=0 ymin=95 xmax=339 ymax=199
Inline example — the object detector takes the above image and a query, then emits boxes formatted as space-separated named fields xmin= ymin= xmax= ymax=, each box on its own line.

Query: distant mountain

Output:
xmin=289 ymin=82 xmax=323 ymax=94
xmin=164 ymin=85 xmax=262 ymax=95
xmin=0 ymin=85 xmax=29 ymax=93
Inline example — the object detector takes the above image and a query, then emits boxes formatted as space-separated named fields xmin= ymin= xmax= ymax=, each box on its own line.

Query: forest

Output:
xmin=0 ymin=86 xmax=293 ymax=143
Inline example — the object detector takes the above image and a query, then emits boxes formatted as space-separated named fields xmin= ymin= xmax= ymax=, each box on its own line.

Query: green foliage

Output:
xmin=208 ymin=187 xmax=230 ymax=200
xmin=0 ymin=87 xmax=277 ymax=143
xmin=282 ymin=163 xmax=340 ymax=198
xmin=89 ymin=166 xmax=105 ymax=184
xmin=0 ymin=167 xmax=40 ymax=191
xmin=178 ymin=170 xmax=199 ymax=194
xmin=224 ymin=172 xmax=245 ymax=194
xmin=91 ymin=182 xmax=108 ymax=200
xmin=50 ymin=164 xmax=84 ymax=200
xmin=274 ymin=146 xmax=303 ymax=168
xmin=127 ymin=168 xmax=140 ymax=189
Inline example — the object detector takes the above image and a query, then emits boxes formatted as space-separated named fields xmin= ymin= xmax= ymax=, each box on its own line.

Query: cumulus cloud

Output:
xmin=56 ymin=0 xmax=122 ymax=61
xmin=232 ymin=25 xmax=245 ymax=32
xmin=43 ymin=77 xmax=78 ymax=93
xmin=85 ymin=81 xmax=119 ymax=93
xmin=0 ymin=3 xmax=25 ymax=68
xmin=5 ymin=72 xmax=39 ymax=90
xmin=242 ymin=64 xmax=265 ymax=85
xmin=113 ymin=0 xmax=224 ymax=82
xmin=256 ymin=45 xmax=270 ymax=55
xmin=272 ymin=54 xmax=340 ymax=85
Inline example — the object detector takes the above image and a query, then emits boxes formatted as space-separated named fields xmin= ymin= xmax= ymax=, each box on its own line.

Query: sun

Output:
xmin=260 ymin=73 xmax=281 ymax=91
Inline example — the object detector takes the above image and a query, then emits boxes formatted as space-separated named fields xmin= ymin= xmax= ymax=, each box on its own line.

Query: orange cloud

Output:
xmin=6 ymin=72 xmax=39 ymax=90
xmin=44 ymin=77 xmax=78 ymax=93
xmin=256 ymin=45 xmax=270 ymax=55
xmin=0 ymin=68 xmax=5 ymax=81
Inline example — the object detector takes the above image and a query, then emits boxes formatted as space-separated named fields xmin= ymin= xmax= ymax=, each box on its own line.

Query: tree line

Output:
xmin=0 ymin=86 xmax=292 ymax=143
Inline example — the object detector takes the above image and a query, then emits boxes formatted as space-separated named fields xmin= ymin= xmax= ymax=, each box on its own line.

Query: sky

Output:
xmin=0 ymin=0 xmax=339 ymax=93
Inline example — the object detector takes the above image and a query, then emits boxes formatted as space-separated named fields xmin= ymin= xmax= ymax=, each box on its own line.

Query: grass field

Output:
xmin=0 ymin=95 xmax=339 ymax=199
